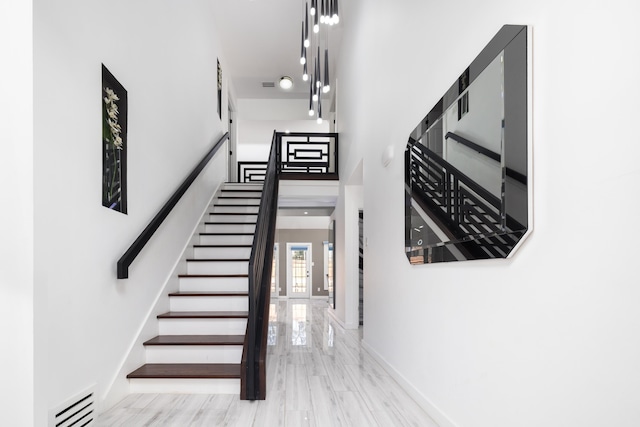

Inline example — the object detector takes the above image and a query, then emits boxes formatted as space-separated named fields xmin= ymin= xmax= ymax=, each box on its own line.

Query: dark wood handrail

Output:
xmin=445 ymin=131 xmax=501 ymax=162
xmin=445 ymin=131 xmax=527 ymax=185
xmin=117 ymin=132 xmax=229 ymax=279
xmin=242 ymin=131 xmax=279 ymax=400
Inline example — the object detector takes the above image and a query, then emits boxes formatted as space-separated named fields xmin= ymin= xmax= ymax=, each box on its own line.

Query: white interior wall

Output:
xmin=0 ymin=1 xmax=35 ymax=426
xmin=333 ymin=163 xmax=363 ymax=329
xmin=235 ymin=98 xmax=330 ymax=164
xmin=33 ymin=0 xmax=229 ymax=416
xmin=336 ymin=1 xmax=640 ymax=426
xmin=236 ymin=119 xmax=329 ymax=162
xmin=238 ymin=98 xmax=321 ymax=121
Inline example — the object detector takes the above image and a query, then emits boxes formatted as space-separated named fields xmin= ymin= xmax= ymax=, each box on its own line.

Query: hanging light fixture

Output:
xmin=304 ymin=3 xmax=310 ymax=47
xmin=298 ymin=0 xmax=338 ymax=119
xmin=323 ymin=49 xmax=330 ymax=93
xmin=312 ymin=72 xmax=318 ymax=102
xmin=300 ymin=22 xmax=306 ymax=65
xmin=313 ymin=9 xmax=319 ymax=33
xmin=315 ymin=46 xmax=322 ymax=88
xmin=308 ymin=82 xmax=315 ymax=116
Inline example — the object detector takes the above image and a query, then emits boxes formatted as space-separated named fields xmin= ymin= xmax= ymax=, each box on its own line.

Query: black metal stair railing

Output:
xmin=237 ymin=161 xmax=268 ymax=183
xmin=237 ymin=132 xmax=339 ymax=182
xmin=410 ymin=141 xmax=503 ymax=236
xmin=242 ymin=131 xmax=279 ymax=400
xmin=408 ymin=140 xmax=523 ymax=257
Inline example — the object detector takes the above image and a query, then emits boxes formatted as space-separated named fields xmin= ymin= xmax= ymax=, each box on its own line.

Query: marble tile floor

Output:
xmin=97 ymin=299 xmax=438 ymax=427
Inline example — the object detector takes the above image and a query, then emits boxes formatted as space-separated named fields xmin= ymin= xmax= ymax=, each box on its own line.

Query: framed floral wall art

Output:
xmin=101 ymin=64 xmax=128 ymax=214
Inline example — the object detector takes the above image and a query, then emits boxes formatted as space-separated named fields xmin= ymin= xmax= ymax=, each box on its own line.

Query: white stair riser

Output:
xmin=215 ymin=198 xmax=260 ymax=206
xmin=199 ymin=234 xmax=253 ymax=245
xmin=159 ymin=318 xmax=248 ymax=335
xmin=179 ymin=277 xmax=248 ymax=292
xmin=193 ymin=247 xmax=252 ymax=259
xmin=218 ymin=191 xmax=262 ymax=198
xmin=204 ymin=223 xmax=255 ymax=233
xmin=145 ymin=345 xmax=243 ymax=364
xmin=222 ymin=184 xmax=263 ymax=191
xmin=211 ymin=205 xmax=259 ymax=214
xmin=209 ymin=214 xmax=258 ymax=223
xmin=129 ymin=378 xmax=240 ymax=394
xmin=170 ymin=296 xmax=248 ymax=311
xmin=186 ymin=261 xmax=249 ymax=275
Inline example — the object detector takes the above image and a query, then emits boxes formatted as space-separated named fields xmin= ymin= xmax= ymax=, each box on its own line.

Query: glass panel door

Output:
xmin=287 ymin=243 xmax=311 ymax=298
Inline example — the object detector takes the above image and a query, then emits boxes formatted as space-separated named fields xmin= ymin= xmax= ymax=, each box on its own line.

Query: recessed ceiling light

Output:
xmin=304 ymin=211 xmax=308 ymax=215
xmin=279 ymin=76 xmax=293 ymax=90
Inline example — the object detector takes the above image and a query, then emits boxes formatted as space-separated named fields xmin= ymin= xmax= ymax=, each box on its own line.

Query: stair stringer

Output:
xmin=123 ymin=183 xmax=263 ymax=395
xmin=100 ymin=181 xmax=224 ymax=411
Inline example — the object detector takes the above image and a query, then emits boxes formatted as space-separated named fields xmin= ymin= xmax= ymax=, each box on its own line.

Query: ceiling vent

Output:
xmin=262 ymin=82 xmax=275 ymax=88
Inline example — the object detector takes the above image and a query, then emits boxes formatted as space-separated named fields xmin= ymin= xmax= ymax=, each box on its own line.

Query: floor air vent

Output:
xmin=50 ymin=386 xmax=96 ymax=427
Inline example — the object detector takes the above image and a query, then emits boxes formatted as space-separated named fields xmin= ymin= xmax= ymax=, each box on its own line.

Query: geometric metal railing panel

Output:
xmin=238 ymin=132 xmax=339 ymax=182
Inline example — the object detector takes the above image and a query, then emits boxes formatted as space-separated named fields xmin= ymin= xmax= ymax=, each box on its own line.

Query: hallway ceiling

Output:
xmin=211 ymin=0 xmax=343 ymax=101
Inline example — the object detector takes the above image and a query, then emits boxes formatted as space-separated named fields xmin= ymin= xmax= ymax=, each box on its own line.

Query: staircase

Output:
xmin=126 ymin=182 xmax=263 ymax=394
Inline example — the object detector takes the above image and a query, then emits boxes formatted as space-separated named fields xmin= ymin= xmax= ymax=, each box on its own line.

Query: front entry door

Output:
xmin=287 ymin=243 xmax=312 ymax=298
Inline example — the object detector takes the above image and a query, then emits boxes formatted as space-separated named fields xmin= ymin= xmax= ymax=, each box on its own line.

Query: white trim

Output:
xmin=311 ymin=295 xmax=329 ymax=300
xmin=102 ymin=181 xmax=223 ymax=408
xmin=271 ymin=243 xmax=279 ymax=299
xmin=327 ymin=307 xmax=346 ymax=329
xmin=361 ymin=341 xmax=459 ymax=427
xmin=327 ymin=306 xmax=359 ymax=330
xmin=323 ymin=241 xmax=330 ymax=290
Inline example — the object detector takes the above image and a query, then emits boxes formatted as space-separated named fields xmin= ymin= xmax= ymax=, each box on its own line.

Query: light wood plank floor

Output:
xmin=97 ymin=299 xmax=438 ymax=426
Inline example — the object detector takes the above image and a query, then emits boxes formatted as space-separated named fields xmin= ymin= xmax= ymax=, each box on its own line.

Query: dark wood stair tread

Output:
xmin=205 ymin=221 xmax=256 ymax=225
xmin=199 ymin=232 xmax=254 ymax=236
xmin=193 ymin=245 xmax=252 ymax=248
xmin=210 ymin=212 xmax=258 ymax=215
xmin=186 ymin=258 xmax=249 ymax=262
xmin=217 ymin=196 xmax=262 ymax=199
xmin=157 ymin=311 xmax=248 ymax=319
xmin=168 ymin=291 xmax=248 ymax=297
xmin=127 ymin=363 xmax=240 ymax=379
xmin=212 ymin=204 xmax=260 ymax=207
xmin=221 ymin=189 xmax=262 ymax=192
xmin=143 ymin=335 xmax=245 ymax=346
xmin=178 ymin=274 xmax=248 ymax=278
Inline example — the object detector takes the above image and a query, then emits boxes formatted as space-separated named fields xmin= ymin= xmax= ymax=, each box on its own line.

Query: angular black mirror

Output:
xmin=405 ymin=25 xmax=530 ymax=264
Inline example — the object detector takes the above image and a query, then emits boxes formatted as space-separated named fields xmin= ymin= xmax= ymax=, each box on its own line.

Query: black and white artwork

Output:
xmin=102 ymin=64 xmax=128 ymax=214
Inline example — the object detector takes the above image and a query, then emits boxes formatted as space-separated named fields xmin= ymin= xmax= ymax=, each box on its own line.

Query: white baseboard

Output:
xmin=327 ymin=308 xmax=346 ymax=329
xmin=361 ymin=340 xmax=459 ymax=427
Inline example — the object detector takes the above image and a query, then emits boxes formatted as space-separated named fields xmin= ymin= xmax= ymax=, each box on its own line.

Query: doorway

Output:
xmin=287 ymin=243 xmax=312 ymax=298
